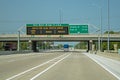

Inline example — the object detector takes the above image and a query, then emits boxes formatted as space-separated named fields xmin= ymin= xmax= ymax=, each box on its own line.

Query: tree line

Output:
xmin=75 ymin=31 xmax=120 ymax=51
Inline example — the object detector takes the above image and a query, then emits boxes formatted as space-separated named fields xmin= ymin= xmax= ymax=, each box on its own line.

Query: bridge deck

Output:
xmin=0 ymin=34 xmax=120 ymax=41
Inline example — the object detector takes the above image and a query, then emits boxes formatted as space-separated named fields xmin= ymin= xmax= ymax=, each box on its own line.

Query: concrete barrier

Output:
xmin=118 ymin=49 xmax=120 ymax=54
xmin=0 ymin=50 xmax=32 ymax=55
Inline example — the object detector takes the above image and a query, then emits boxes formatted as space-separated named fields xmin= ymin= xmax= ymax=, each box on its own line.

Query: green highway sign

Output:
xmin=26 ymin=24 xmax=69 ymax=27
xmin=69 ymin=25 xmax=88 ymax=34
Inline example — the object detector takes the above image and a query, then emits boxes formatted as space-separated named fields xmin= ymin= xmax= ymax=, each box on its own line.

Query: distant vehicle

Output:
xmin=3 ymin=42 xmax=17 ymax=51
xmin=63 ymin=44 xmax=69 ymax=52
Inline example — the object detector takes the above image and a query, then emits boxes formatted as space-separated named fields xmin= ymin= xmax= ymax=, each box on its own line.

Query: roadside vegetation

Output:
xmin=75 ymin=31 xmax=120 ymax=51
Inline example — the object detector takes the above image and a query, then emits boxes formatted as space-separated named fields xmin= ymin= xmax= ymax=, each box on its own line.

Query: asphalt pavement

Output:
xmin=85 ymin=53 xmax=120 ymax=80
xmin=0 ymin=51 xmax=117 ymax=80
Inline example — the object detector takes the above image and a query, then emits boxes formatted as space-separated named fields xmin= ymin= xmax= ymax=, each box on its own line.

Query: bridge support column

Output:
xmin=28 ymin=40 xmax=32 ymax=50
xmin=92 ymin=44 xmax=95 ymax=51
xmin=88 ymin=40 xmax=93 ymax=52
xmin=114 ymin=44 xmax=118 ymax=52
xmin=32 ymin=41 xmax=38 ymax=52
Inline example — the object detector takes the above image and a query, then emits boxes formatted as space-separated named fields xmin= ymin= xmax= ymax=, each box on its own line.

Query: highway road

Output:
xmin=0 ymin=51 xmax=117 ymax=80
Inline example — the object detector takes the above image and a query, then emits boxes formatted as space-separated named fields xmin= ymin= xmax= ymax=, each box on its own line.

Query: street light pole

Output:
xmin=98 ymin=7 xmax=103 ymax=52
xmin=98 ymin=31 xmax=100 ymax=52
xmin=88 ymin=24 xmax=101 ymax=51
xmin=107 ymin=0 xmax=110 ymax=52
xmin=17 ymin=30 xmax=20 ymax=51
xmin=17 ymin=26 xmax=25 ymax=51
xmin=96 ymin=29 xmax=100 ymax=52
xmin=59 ymin=9 xmax=62 ymax=24
xmin=91 ymin=4 xmax=102 ymax=52
xmin=100 ymin=7 xmax=103 ymax=52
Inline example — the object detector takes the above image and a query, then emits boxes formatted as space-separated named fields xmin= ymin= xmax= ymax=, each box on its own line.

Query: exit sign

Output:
xmin=69 ymin=25 xmax=88 ymax=34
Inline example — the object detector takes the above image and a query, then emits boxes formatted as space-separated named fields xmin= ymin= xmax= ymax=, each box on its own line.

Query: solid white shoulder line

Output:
xmin=84 ymin=53 xmax=120 ymax=80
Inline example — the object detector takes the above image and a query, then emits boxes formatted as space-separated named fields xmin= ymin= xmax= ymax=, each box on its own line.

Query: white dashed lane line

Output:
xmin=6 ymin=53 xmax=67 ymax=80
xmin=30 ymin=53 xmax=71 ymax=80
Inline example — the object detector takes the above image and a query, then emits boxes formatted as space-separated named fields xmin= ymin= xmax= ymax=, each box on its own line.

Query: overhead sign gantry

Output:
xmin=26 ymin=24 xmax=89 ymax=35
xmin=26 ymin=24 xmax=69 ymax=35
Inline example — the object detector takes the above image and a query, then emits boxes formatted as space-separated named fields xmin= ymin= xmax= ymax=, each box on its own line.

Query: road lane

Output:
xmin=0 ymin=51 xmax=117 ymax=80
xmin=35 ymin=53 xmax=117 ymax=80
xmin=0 ymin=52 xmax=64 ymax=80
xmin=85 ymin=53 xmax=120 ymax=79
xmin=6 ymin=53 xmax=69 ymax=80
xmin=31 ymin=53 xmax=71 ymax=80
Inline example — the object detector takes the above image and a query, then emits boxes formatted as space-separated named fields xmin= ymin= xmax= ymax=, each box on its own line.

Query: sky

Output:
xmin=0 ymin=0 xmax=120 ymax=34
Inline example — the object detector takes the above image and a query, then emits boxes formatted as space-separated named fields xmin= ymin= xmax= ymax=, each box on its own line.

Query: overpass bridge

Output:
xmin=0 ymin=34 xmax=120 ymax=52
xmin=0 ymin=34 xmax=120 ymax=41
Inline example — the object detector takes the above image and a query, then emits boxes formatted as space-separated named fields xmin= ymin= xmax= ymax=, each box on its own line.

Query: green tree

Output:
xmin=104 ymin=31 xmax=115 ymax=34
xmin=20 ymin=42 xmax=28 ymax=50
xmin=37 ymin=42 xmax=42 ymax=49
xmin=102 ymin=42 xmax=120 ymax=51
xmin=110 ymin=42 xmax=114 ymax=50
xmin=0 ymin=42 xmax=3 ymax=50
xmin=104 ymin=30 xmax=120 ymax=34
xmin=102 ymin=42 xmax=107 ymax=51
xmin=75 ymin=43 xmax=80 ymax=49
xmin=75 ymin=42 xmax=87 ymax=49
xmin=57 ymin=44 xmax=63 ymax=49
xmin=118 ymin=42 xmax=120 ymax=49
xmin=45 ymin=42 xmax=51 ymax=49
